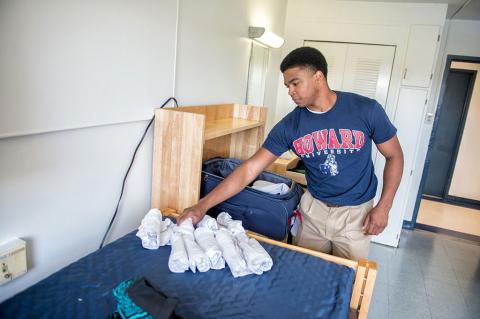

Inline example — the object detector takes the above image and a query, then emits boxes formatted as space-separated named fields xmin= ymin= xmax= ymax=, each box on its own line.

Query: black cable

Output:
xmin=99 ymin=97 xmax=179 ymax=249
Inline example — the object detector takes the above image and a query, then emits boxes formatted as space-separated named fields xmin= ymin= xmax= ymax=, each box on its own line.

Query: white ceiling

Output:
xmin=347 ymin=0 xmax=480 ymax=19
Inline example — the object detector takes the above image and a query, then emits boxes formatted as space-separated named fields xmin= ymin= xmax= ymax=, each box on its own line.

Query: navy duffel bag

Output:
xmin=200 ymin=157 xmax=304 ymax=240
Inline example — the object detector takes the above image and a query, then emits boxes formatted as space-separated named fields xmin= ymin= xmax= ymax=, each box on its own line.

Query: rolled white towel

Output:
xmin=182 ymin=233 xmax=210 ymax=273
xmin=177 ymin=217 xmax=195 ymax=235
xmin=168 ymin=230 xmax=189 ymax=273
xmin=197 ymin=215 xmax=219 ymax=231
xmin=216 ymin=212 xmax=232 ymax=227
xmin=215 ymin=229 xmax=250 ymax=278
xmin=236 ymin=233 xmax=273 ymax=275
xmin=217 ymin=212 xmax=245 ymax=235
xmin=211 ymin=256 xmax=226 ymax=270
xmin=136 ymin=208 xmax=163 ymax=249
xmin=158 ymin=218 xmax=173 ymax=246
xmin=176 ymin=218 xmax=210 ymax=273
xmin=194 ymin=227 xmax=224 ymax=270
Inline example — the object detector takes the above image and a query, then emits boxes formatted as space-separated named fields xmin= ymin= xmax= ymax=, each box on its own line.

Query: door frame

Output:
xmin=410 ymin=55 xmax=480 ymax=228
xmin=423 ymin=68 xmax=476 ymax=202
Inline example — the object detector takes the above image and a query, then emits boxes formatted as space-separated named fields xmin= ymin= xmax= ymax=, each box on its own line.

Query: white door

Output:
xmin=372 ymin=88 xmax=428 ymax=246
xmin=305 ymin=42 xmax=348 ymax=91
xmin=402 ymin=25 xmax=440 ymax=87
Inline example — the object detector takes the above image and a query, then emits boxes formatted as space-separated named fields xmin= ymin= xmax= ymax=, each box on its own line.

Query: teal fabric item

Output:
xmin=112 ymin=278 xmax=152 ymax=319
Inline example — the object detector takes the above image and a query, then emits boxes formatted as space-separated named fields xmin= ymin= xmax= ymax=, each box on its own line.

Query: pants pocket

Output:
xmin=298 ymin=191 xmax=314 ymax=217
xmin=345 ymin=200 xmax=373 ymax=240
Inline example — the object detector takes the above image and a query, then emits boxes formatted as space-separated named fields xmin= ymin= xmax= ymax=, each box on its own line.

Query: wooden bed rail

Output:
xmin=162 ymin=208 xmax=377 ymax=319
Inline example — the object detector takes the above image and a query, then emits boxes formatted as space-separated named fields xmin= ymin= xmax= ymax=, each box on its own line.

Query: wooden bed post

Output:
xmin=350 ymin=258 xmax=377 ymax=319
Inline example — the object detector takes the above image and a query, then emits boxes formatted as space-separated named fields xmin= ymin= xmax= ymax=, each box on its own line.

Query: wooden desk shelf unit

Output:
xmin=151 ymin=103 xmax=267 ymax=213
xmin=269 ymin=152 xmax=307 ymax=186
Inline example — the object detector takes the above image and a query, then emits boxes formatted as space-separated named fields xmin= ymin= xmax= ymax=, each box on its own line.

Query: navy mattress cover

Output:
xmin=0 ymin=231 xmax=355 ymax=319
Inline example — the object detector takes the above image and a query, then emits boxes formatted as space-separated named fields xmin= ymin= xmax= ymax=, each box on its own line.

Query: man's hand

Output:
xmin=362 ymin=205 xmax=390 ymax=235
xmin=177 ymin=203 xmax=207 ymax=225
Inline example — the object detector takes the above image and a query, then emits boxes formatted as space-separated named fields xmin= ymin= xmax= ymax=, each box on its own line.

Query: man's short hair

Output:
xmin=280 ymin=47 xmax=328 ymax=78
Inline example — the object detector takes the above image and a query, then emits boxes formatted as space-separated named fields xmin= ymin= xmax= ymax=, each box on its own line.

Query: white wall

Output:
xmin=0 ymin=0 xmax=177 ymax=138
xmin=175 ymin=0 xmax=286 ymax=131
xmin=0 ymin=0 xmax=287 ymax=302
xmin=403 ymin=19 xmax=480 ymax=221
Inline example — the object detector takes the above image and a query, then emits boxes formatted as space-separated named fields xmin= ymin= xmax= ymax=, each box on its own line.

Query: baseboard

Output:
xmin=422 ymin=195 xmax=480 ymax=210
xmin=416 ymin=223 xmax=480 ymax=242
xmin=402 ymin=220 xmax=415 ymax=230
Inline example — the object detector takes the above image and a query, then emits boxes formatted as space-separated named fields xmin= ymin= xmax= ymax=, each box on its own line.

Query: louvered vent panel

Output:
xmin=351 ymin=58 xmax=381 ymax=99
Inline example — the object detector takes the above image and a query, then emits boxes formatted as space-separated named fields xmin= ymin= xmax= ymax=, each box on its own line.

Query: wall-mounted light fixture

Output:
xmin=248 ymin=26 xmax=284 ymax=49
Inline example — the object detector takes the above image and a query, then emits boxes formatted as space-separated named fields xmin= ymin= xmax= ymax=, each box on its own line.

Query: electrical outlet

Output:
xmin=0 ymin=238 xmax=27 ymax=285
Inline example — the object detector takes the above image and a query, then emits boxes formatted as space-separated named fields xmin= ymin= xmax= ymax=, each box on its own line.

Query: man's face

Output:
xmin=283 ymin=66 xmax=321 ymax=107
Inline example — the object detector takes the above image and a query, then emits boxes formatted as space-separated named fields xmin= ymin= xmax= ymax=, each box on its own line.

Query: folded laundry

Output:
xmin=215 ymin=228 xmax=251 ymax=278
xmin=168 ymin=230 xmax=189 ymax=273
xmin=252 ymin=180 xmax=290 ymax=195
xmin=136 ymin=209 xmax=172 ymax=250
xmin=194 ymin=227 xmax=225 ymax=270
xmin=197 ymin=215 xmax=219 ymax=231
xmin=236 ymin=233 xmax=273 ymax=275
xmin=177 ymin=219 xmax=210 ymax=273
xmin=127 ymin=277 xmax=179 ymax=319
xmin=217 ymin=212 xmax=245 ymax=235
xmin=158 ymin=218 xmax=173 ymax=246
xmin=111 ymin=277 xmax=179 ymax=319
xmin=136 ymin=209 xmax=273 ymax=277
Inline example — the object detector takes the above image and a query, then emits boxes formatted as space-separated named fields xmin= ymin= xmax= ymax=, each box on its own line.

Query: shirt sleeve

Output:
xmin=262 ymin=119 xmax=290 ymax=156
xmin=370 ymin=102 xmax=397 ymax=144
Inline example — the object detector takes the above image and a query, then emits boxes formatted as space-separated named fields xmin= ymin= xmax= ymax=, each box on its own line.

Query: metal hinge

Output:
xmin=410 ymin=170 xmax=413 ymax=176
xmin=425 ymin=98 xmax=428 ymax=105
xmin=437 ymin=34 xmax=440 ymax=42
xmin=430 ymin=73 xmax=433 ymax=80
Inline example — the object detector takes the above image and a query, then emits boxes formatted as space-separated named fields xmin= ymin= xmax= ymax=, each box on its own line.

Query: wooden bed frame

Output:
xmin=152 ymin=105 xmax=377 ymax=318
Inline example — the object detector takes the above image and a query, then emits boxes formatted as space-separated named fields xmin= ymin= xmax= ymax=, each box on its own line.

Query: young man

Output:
xmin=178 ymin=47 xmax=403 ymax=260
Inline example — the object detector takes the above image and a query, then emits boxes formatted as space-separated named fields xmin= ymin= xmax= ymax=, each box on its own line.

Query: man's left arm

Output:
xmin=363 ymin=135 xmax=404 ymax=235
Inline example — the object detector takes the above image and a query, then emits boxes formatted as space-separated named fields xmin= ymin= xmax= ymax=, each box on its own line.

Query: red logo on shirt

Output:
xmin=292 ymin=129 xmax=365 ymax=156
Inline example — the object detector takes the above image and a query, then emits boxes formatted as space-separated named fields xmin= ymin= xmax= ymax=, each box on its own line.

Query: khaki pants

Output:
xmin=293 ymin=191 xmax=374 ymax=261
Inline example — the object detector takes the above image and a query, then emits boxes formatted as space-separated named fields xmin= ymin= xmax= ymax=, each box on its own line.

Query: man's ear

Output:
xmin=313 ymin=70 xmax=325 ymax=84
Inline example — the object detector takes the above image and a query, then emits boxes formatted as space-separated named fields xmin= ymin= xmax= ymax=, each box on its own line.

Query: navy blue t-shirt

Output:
xmin=263 ymin=92 xmax=397 ymax=206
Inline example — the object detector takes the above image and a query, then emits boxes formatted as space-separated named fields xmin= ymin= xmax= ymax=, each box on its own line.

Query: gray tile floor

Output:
xmin=367 ymin=229 xmax=480 ymax=319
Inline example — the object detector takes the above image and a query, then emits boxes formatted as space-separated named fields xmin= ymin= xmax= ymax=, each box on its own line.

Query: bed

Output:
xmin=0 ymin=208 xmax=377 ymax=319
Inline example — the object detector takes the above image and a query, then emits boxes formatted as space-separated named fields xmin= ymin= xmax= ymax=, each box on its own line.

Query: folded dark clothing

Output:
xmin=111 ymin=277 xmax=179 ymax=319
xmin=127 ymin=277 xmax=179 ymax=319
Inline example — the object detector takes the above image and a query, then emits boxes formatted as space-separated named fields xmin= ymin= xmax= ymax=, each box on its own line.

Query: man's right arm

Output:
xmin=177 ymin=147 xmax=279 ymax=225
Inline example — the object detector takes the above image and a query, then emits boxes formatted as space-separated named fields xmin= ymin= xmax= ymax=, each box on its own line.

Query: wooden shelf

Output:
xmin=286 ymin=170 xmax=307 ymax=186
xmin=268 ymin=151 xmax=300 ymax=175
xmin=205 ymin=118 xmax=263 ymax=140
xmin=151 ymin=103 xmax=267 ymax=213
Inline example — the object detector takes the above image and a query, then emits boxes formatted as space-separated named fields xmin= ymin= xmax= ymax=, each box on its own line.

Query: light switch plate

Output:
xmin=0 ymin=238 xmax=27 ymax=285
